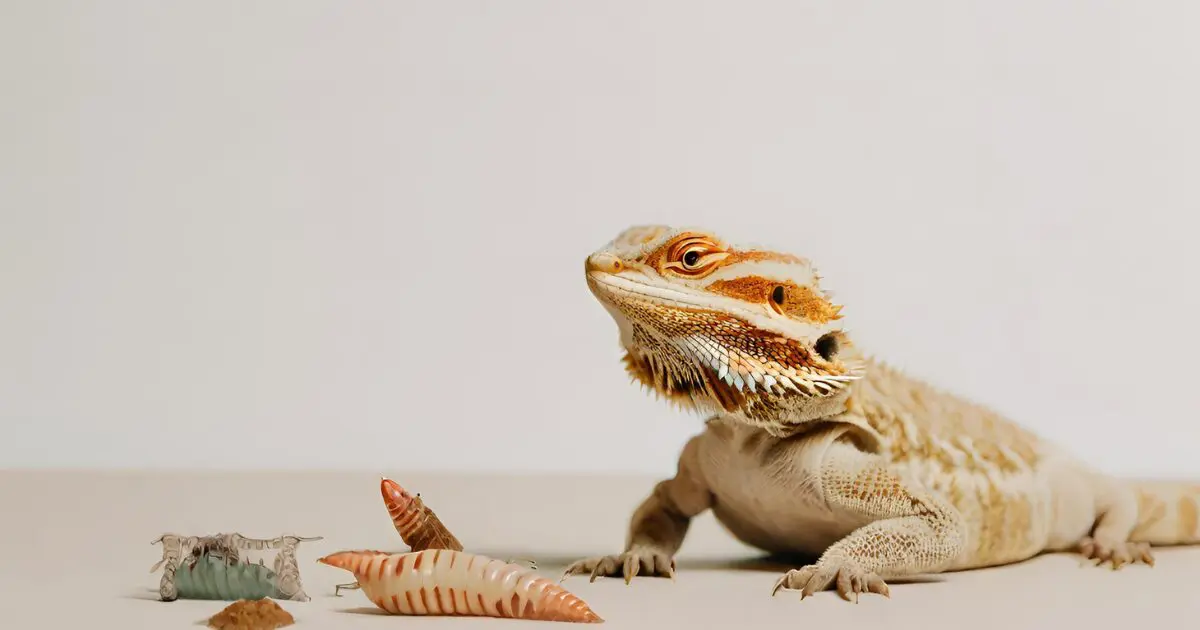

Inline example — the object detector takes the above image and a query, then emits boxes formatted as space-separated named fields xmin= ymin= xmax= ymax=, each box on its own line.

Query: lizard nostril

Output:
xmin=814 ymin=333 xmax=839 ymax=362
xmin=586 ymin=253 xmax=624 ymax=274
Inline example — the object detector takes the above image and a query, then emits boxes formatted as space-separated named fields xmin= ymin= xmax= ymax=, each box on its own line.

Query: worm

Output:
xmin=318 ymin=549 xmax=603 ymax=623
xmin=174 ymin=555 xmax=280 ymax=600
xmin=151 ymin=533 xmax=321 ymax=602
xmin=380 ymin=476 xmax=463 ymax=552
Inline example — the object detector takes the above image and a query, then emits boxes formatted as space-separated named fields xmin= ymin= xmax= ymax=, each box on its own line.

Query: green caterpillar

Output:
xmin=173 ymin=555 xmax=283 ymax=601
xmin=152 ymin=532 xmax=319 ymax=602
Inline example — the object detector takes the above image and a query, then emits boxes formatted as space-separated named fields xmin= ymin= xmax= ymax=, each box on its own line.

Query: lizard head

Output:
xmin=584 ymin=224 xmax=863 ymax=436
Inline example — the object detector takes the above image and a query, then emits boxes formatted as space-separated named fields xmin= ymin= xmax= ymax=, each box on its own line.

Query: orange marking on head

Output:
xmin=780 ymin=284 xmax=843 ymax=322
xmin=705 ymin=277 xmax=842 ymax=323
xmin=722 ymin=250 xmax=808 ymax=265
xmin=705 ymin=276 xmax=778 ymax=302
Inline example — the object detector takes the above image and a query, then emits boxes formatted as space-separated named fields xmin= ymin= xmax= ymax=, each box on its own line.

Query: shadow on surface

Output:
xmin=335 ymin=607 xmax=389 ymax=616
xmin=482 ymin=551 xmax=950 ymax=587
xmin=121 ymin=588 xmax=162 ymax=601
xmin=682 ymin=553 xmax=941 ymax=584
xmin=477 ymin=550 xmax=817 ymax=573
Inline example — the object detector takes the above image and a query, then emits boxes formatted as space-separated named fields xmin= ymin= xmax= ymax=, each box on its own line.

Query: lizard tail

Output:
xmin=1127 ymin=479 xmax=1200 ymax=545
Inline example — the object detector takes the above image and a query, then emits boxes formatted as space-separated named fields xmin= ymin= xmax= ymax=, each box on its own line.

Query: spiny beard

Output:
xmin=619 ymin=327 xmax=857 ymax=435
xmin=620 ymin=345 xmax=711 ymax=411
xmin=619 ymin=345 xmax=805 ymax=425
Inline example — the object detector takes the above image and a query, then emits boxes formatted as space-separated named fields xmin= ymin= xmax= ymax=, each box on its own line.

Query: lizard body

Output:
xmin=563 ymin=224 xmax=1200 ymax=600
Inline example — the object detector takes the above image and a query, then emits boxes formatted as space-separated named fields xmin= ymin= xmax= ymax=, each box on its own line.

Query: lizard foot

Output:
xmin=1078 ymin=536 xmax=1154 ymax=569
xmin=771 ymin=559 xmax=890 ymax=602
xmin=560 ymin=547 xmax=675 ymax=584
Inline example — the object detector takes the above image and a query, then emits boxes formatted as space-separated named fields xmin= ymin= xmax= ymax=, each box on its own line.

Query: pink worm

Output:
xmin=319 ymin=549 xmax=603 ymax=623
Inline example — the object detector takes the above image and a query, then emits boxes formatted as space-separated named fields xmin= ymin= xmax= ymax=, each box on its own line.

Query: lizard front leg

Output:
xmin=562 ymin=435 xmax=712 ymax=583
xmin=773 ymin=440 xmax=967 ymax=602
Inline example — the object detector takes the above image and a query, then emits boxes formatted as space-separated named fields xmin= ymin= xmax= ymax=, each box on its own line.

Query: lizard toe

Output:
xmin=773 ymin=561 xmax=890 ymax=602
xmin=1077 ymin=536 xmax=1155 ymax=570
xmin=771 ymin=566 xmax=828 ymax=599
xmin=561 ymin=549 xmax=676 ymax=584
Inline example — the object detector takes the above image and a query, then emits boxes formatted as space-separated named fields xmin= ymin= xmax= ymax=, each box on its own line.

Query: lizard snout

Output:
xmin=585 ymin=252 xmax=624 ymax=275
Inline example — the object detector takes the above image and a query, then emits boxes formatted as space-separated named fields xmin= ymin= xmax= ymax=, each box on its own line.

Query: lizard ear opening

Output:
xmin=814 ymin=333 xmax=840 ymax=362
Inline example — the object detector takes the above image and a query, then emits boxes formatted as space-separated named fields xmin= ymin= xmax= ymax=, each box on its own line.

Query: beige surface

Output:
xmin=3 ymin=470 xmax=1198 ymax=628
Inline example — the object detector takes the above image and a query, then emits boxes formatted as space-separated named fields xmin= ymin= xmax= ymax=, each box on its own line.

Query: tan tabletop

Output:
xmin=3 ymin=470 xmax=1197 ymax=628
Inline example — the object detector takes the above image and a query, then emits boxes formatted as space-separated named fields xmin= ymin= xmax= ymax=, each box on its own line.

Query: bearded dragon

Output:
xmin=561 ymin=224 xmax=1200 ymax=601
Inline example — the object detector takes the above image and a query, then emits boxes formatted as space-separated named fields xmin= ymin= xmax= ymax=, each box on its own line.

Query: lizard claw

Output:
xmin=1078 ymin=536 xmax=1154 ymax=570
xmin=772 ymin=561 xmax=889 ymax=602
xmin=560 ymin=548 xmax=676 ymax=584
xmin=622 ymin=554 xmax=640 ymax=584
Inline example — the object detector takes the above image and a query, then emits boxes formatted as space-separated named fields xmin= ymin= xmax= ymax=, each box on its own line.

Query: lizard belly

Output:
xmin=696 ymin=422 xmax=871 ymax=557
xmin=707 ymin=486 xmax=861 ymax=557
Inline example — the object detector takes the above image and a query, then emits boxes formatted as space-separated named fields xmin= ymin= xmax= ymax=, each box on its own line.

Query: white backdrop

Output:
xmin=3 ymin=2 xmax=1198 ymax=477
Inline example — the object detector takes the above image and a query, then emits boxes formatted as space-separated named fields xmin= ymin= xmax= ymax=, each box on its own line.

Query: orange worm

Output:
xmin=380 ymin=476 xmax=463 ymax=552
xmin=319 ymin=549 xmax=603 ymax=623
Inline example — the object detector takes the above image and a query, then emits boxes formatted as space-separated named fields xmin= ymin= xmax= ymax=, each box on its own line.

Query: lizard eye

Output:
xmin=662 ymin=235 xmax=728 ymax=277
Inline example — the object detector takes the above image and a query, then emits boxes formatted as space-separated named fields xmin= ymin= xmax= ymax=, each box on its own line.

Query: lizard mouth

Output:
xmin=585 ymin=269 xmax=764 ymax=323
xmin=586 ymin=270 xmax=704 ymax=307
xmin=586 ymin=270 xmax=862 ymax=402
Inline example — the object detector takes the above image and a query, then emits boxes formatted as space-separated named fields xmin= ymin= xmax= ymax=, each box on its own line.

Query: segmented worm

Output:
xmin=173 ymin=556 xmax=280 ymax=600
xmin=318 ymin=549 xmax=603 ymax=623
xmin=380 ymin=476 xmax=463 ymax=552
xmin=151 ymin=533 xmax=321 ymax=602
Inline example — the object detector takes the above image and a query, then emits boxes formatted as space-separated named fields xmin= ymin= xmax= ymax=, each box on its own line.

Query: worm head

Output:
xmin=380 ymin=477 xmax=418 ymax=517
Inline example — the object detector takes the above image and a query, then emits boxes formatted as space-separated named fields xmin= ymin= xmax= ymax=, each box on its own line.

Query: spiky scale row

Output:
xmin=380 ymin=477 xmax=463 ymax=552
xmin=673 ymin=334 xmax=862 ymax=396
xmin=318 ymin=549 xmax=603 ymax=623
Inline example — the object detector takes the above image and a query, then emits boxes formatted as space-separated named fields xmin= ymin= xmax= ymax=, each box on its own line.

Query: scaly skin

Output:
xmin=562 ymin=224 xmax=1200 ymax=601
